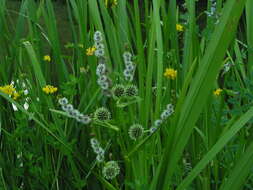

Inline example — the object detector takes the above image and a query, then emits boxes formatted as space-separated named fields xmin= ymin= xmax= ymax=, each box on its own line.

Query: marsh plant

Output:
xmin=0 ymin=0 xmax=253 ymax=190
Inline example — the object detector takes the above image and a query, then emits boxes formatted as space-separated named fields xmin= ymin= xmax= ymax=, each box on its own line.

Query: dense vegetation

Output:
xmin=0 ymin=0 xmax=253 ymax=189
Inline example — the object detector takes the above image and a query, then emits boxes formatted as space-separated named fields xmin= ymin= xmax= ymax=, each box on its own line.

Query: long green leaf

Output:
xmin=23 ymin=41 xmax=46 ymax=87
xmin=151 ymin=0 xmax=247 ymax=189
xmin=177 ymin=106 xmax=253 ymax=190
xmin=219 ymin=141 xmax=253 ymax=190
xmin=246 ymin=0 xmax=253 ymax=78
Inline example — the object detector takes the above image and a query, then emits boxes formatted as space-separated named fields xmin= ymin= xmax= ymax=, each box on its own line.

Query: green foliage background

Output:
xmin=1 ymin=0 xmax=253 ymax=190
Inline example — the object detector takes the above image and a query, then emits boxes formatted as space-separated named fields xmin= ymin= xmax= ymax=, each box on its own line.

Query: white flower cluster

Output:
xmin=205 ymin=0 xmax=219 ymax=24
xmin=94 ymin=31 xmax=111 ymax=92
xmin=149 ymin=103 xmax=174 ymax=134
xmin=207 ymin=0 xmax=216 ymax=17
xmin=10 ymin=80 xmax=30 ymax=111
xmin=94 ymin=31 xmax=105 ymax=57
xmin=59 ymin=97 xmax=91 ymax=125
xmin=90 ymin=138 xmax=105 ymax=163
xmin=222 ymin=61 xmax=234 ymax=74
xmin=96 ymin=64 xmax=110 ymax=90
xmin=123 ymin=52 xmax=136 ymax=81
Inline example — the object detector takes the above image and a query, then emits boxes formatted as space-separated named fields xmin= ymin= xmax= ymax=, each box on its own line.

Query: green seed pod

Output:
xmin=111 ymin=84 xmax=125 ymax=98
xmin=102 ymin=161 xmax=120 ymax=180
xmin=128 ymin=124 xmax=144 ymax=140
xmin=124 ymin=85 xmax=138 ymax=97
xmin=94 ymin=107 xmax=111 ymax=121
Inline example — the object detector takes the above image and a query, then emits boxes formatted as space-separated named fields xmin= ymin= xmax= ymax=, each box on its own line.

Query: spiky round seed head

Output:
xmin=94 ymin=107 xmax=111 ymax=121
xmin=95 ymin=49 xmax=105 ymax=57
xmin=58 ymin=97 xmax=68 ymax=105
xmin=112 ymin=85 xmax=125 ymax=98
xmin=96 ymin=154 xmax=104 ymax=163
xmin=154 ymin=119 xmax=163 ymax=127
xmin=102 ymin=161 xmax=120 ymax=180
xmin=125 ymin=85 xmax=138 ymax=97
xmin=128 ymin=124 xmax=144 ymax=140
xmin=96 ymin=64 xmax=107 ymax=76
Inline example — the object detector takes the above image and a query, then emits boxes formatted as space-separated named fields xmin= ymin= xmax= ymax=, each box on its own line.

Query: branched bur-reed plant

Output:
xmin=1 ymin=0 xmax=253 ymax=190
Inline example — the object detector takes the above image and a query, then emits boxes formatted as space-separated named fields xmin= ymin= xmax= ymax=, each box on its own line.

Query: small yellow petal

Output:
xmin=42 ymin=85 xmax=58 ymax=94
xmin=86 ymin=47 xmax=96 ymax=56
xmin=164 ymin=68 xmax=177 ymax=80
xmin=43 ymin=55 xmax=51 ymax=62
xmin=176 ymin=24 xmax=184 ymax=32
xmin=213 ymin=88 xmax=223 ymax=96
xmin=13 ymin=92 xmax=20 ymax=100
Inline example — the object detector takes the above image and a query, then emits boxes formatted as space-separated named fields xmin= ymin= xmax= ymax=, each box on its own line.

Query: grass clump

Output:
xmin=1 ymin=0 xmax=253 ymax=190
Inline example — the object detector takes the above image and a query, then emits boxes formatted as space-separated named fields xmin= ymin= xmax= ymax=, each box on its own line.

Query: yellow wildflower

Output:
xmin=42 ymin=85 xmax=58 ymax=94
xmin=164 ymin=68 xmax=177 ymax=80
xmin=0 ymin=84 xmax=21 ymax=100
xmin=43 ymin=55 xmax=51 ymax=62
xmin=86 ymin=46 xmax=96 ymax=56
xmin=13 ymin=92 xmax=20 ymax=100
xmin=176 ymin=24 xmax=184 ymax=32
xmin=213 ymin=88 xmax=223 ymax=96
xmin=0 ymin=84 xmax=15 ymax=96
xmin=105 ymin=0 xmax=117 ymax=8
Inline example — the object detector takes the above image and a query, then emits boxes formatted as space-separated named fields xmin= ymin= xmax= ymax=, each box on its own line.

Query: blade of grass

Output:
xmin=23 ymin=41 xmax=46 ymax=87
xmin=153 ymin=0 xmax=164 ymax=119
xmin=133 ymin=0 xmax=146 ymax=123
xmin=151 ymin=0 xmax=247 ymax=189
xmin=176 ymin=106 xmax=253 ymax=190
xmin=182 ymin=0 xmax=197 ymax=80
xmin=246 ymin=0 xmax=253 ymax=78
xmin=219 ymin=140 xmax=253 ymax=190
xmin=43 ymin=0 xmax=69 ymax=82
xmin=0 ymin=91 xmax=71 ymax=152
